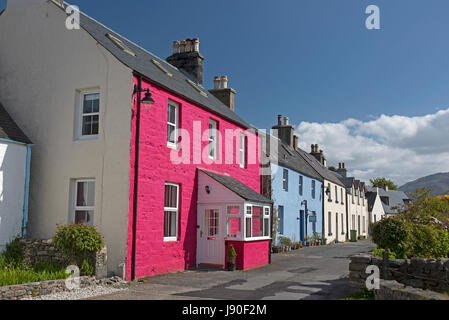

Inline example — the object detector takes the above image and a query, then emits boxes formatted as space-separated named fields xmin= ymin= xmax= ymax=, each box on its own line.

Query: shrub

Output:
xmin=373 ymin=248 xmax=397 ymax=259
xmin=80 ymin=258 xmax=95 ymax=276
xmin=279 ymin=236 xmax=292 ymax=247
xmin=53 ymin=224 xmax=104 ymax=267
xmin=2 ymin=238 xmax=24 ymax=267
xmin=371 ymin=218 xmax=409 ymax=258
xmin=406 ymin=223 xmax=449 ymax=258
xmin=227 ymin=245 xmax=237 ymax=263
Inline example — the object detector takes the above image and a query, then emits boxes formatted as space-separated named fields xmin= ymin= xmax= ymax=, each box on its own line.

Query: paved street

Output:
xmin=92 ymin=240 xmax=375 ymax=300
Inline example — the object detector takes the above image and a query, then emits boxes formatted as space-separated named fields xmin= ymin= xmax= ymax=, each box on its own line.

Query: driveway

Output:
xmin=92 ymin=240 xmax=375 ymax=300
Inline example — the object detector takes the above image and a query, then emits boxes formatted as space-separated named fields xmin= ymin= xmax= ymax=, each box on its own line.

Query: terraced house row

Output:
xmin=0 ymin=0 xmax=408 ymax=279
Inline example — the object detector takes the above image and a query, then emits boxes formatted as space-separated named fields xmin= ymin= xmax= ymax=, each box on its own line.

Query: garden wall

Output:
xmin=374 ymin=280 xmax=449 ymax=300
xmin=0 ymin=276 xmax=95 ymax=300
xmin=349 ymin=254 xmax=449 ymax=293
xmin=20 ymin=239 xmax=108 ymax=278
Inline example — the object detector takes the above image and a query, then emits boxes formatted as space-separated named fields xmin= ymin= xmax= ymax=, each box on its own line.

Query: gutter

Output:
xmin=22 ymin=144 xmax=33 ymax=237
xmin=130 ymin=76 xmax=143 ymax=281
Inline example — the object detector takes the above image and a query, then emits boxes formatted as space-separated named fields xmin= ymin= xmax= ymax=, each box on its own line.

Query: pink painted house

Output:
xmin=0 ymin=1 xmax=272 ymax=280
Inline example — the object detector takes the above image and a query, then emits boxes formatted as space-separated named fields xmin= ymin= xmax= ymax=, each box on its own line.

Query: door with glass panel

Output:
xmin=197 ymin=208 xmax=224 ymax=266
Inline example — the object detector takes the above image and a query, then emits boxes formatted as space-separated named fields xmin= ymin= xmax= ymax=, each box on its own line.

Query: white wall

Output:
xmin=370 ymin=194 xmax=386 ymax=223
xmin=0 ymin=1 xmax=133 ymax=274
xmin=0 ymin=141 xmax=27 ymax=251
xmin=347 ymin=189 xmax=369 ymax=238
xmin=323 ymin=180 xmax=347 ymax=243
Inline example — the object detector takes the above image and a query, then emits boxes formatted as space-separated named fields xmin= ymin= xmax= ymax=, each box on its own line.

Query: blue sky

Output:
xmin=35 ymin=0 xmax=449 ymax=130
xmin=2 ymin=0 xmax=449 ymax=184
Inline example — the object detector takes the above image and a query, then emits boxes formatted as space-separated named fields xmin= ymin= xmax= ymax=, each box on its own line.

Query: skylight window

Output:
xmin=151 ymin=59 xmax=173 ymax=77
xmin=186 ymin=79 xmax=208 ymax=97
xmin=106 ymin=33 xmax=136 ymax=57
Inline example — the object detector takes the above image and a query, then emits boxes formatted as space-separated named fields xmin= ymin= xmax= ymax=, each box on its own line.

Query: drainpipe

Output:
xmin=131 ymin=76 xmax=144 ymax=281
xmin=22 ymin=144 xmax=33 ymax=237
xmin=322 ymin=183 xmax=325 ymax=242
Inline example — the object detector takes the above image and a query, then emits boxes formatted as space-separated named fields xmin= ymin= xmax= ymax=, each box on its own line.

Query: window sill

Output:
xmin=75 ymin=135 xmax=99 ymax=142
xmin=243 ymin=237 xmax=271 ymax=242
xmin=167 ymin=143 xmax=178 ymax=150
xmin=163 ymin=237 xmax=178 ymax=242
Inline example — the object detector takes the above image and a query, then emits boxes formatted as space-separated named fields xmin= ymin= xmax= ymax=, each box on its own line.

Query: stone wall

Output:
xmin=374 ymin=280 xmax=449 ymax=300
xmin=0 ymin=276 xmax=96 ymax=300
xmin=349 ymin=254 xmax=449 ymax=293
xmin=19 ymin=239 xmax=107 ymax=279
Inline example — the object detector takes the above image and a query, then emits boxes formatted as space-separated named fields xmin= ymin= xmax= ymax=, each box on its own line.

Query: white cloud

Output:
xmin=295 ymin=108 xmax=449 ymax=186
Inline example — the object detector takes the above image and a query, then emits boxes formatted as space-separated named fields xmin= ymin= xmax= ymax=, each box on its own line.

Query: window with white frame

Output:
xmin=226 ymin=206 xmax=241 ymax=238
xmin=73 ymin=179 xmax=95 ymax=225
xmin=167 ymin=101 xmax=179 ymax=148
xmin=335 ymin=186 xmax=338 ymax=203
xmin=298 ymin=175 xmax=303 ymax=196
xmin=78 ymin=91 xmax=99 ymax=138
xmin=341 ymin=188 xmax=344 ymax=204
xmin=282 ymin=169 xmax=288 ymax=191
xmin=164 ymin=183 xmax=179 ymax=241
xmin=328 ymin=212 xmax=332 ymax=235
xmin=239 ymin=133 xmax=246 ymax=168
xmin=311 ymin=180 xmax=316 ymax=199
xmin=209 ymin=119 xmax=218 ymax=159
xmin=341 ymin=213 xmax=344 ymax=234
xmin=245 ymin=205 xmax=270 ymax=239
xmin=363 ymin=216 xmax=366 ymax=233
xmin=205 ymin=209 xmax=219 ymax=237
xmin=263 ymin=207 xmax=270 ymax=237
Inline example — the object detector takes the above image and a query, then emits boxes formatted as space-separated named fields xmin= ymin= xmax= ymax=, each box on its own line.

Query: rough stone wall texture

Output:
xmin=374 ymin=280 xmax=449 ymax=300
xmin=0 ymin=276 xmax=95 ymax=300
xmin=126 ymin=76 xmax=263 ymax=280
xmin=349 ymin=254 xmax=449 ymax=293
xmin=20 ymin=239 xmax=107 ymax=279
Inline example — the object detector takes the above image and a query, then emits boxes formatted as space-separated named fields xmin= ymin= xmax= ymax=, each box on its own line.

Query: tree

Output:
xmin=370 ymin=177 xmax=398 ymax=190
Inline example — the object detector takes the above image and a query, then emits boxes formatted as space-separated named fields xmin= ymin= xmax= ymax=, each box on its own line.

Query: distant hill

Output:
xmin=400 ymin=172 xmax=449 ymax=197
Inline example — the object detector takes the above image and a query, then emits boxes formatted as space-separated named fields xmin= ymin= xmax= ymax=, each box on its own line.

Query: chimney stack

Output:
xmin=209 ymin=75 xmax=236 ymax=112
xmin=337 ymin=161 xmax=347 ymax=177
xmin=167 ymin=37 xmax=204 ymax=85
xmin=293 ymin=135 xmax=299 ymax=151
xmin=272 ymin=115 xmax=295 ymax=149
xmin=310 ymin=144 xmax=326 ymax=166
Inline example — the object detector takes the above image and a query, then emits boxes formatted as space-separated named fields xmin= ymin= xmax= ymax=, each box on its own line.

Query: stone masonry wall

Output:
xmin=0 ymin=277 xmax=95 ymax=300
xmin=349 ymin=254 xmax=449 ymax=293
xmin=374 ymin=280 xmax=449 ymax=300
xmin=19 ymin=239 xmax=107 ymax=278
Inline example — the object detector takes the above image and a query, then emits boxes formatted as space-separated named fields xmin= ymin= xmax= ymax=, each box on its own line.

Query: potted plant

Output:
xmin=279 ymin=236 xmax=292 ymax=252
xmin=312 ymin=232 xmax=322 ymax=246
xmin=227 ymin=245 xmax=237 ymax=271
xmin=305 ymin=235 xmax=311 ymax=247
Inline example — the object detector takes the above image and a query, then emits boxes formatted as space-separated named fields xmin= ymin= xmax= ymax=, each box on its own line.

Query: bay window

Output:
xmin=243 ymin=204 xmax=271 ymax=240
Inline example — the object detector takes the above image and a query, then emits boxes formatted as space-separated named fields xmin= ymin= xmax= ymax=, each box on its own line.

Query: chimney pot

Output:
xmin=284 ymin=117 xmax=289 ymax=126
xmin=213 ymin=76 xmax=220 ymax=89
xmin=338 ymin=162 xmax=341 ymax=169
xmin=221 ymin=76 xmax=228 ymax=89
xmin=293 ymin=135 xmax=299 ymax=151
xmin=343 ymin=162 xmax=346 ymax=169
xmin=185 ymin=39 xmax=192 ymax=52
xmin=180 ymin=40 xmax=186 ymax=53
xmin=278 ymin=115 xmax=282 ymax=126
xmin=173 ymin=41 xmax=180 ymax=54
xmin=193 ymin=38 xmax=200 ymax=52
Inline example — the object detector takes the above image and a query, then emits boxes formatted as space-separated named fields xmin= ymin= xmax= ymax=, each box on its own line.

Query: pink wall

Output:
xmin=226 ymin=240 xmax=270 ymax=270
xmin=126 ymin=76 xmax=262 ymax=280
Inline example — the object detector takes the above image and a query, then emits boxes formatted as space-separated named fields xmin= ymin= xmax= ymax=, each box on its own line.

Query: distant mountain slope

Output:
xmin=400 ymin=172 xmax=449 ymax=196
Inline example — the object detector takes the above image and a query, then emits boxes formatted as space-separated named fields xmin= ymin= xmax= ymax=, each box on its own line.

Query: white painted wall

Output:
xmin=0 ymin=141 xmax=27 ymax=251
xmin=323 ymin=180 xmax=347 ymax=243
xmin=369 ymin=193 xmax=386 ymax=223
xmin=347 ymin=188 xmax=369 ymax=238
xmin=0 ymin=1 xmax=133 ymax=274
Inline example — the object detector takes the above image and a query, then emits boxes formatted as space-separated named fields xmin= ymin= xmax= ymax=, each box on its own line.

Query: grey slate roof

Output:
xmin=200 ymin=169 xmax=272 ymax=204
xmin=263 ymin=134 xmax=322 ymax=181
xmin=295 ymin=148 xmax=346 ymax=187
xmin=55 ymin=2 xmax=252 ymax=130
xmin=366 ymin=191 xmax=378 ymax=212
xmin=0 ymin=103 xmax=32 ymax=144
xmin=367 ymin=187 xmax=410 ymax=214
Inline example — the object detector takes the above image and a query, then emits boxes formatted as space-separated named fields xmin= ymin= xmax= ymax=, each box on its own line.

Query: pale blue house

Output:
xmin=268 ymin=116 xmax=324 ymax=245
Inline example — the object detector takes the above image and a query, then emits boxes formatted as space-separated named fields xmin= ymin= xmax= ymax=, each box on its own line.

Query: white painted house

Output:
xmin=0 ymin=103 xmax=32 ymax=251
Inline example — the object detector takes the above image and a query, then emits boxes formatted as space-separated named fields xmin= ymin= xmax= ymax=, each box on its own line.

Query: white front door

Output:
xmin=197 ymin=207 xmax=225 ymax=267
